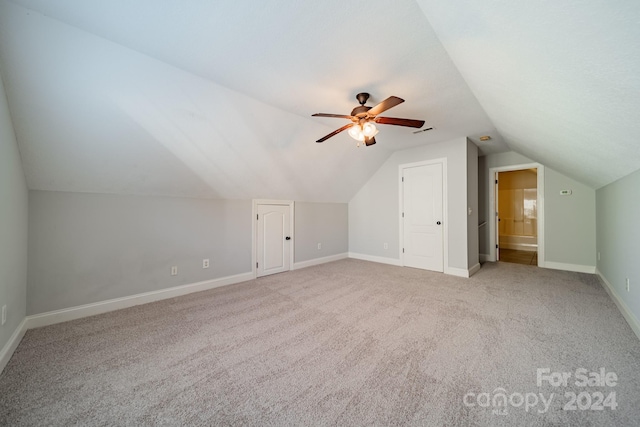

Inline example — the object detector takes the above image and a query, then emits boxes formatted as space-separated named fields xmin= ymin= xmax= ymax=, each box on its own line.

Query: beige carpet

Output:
xmin=1 ymin=259 xmax=639 ymax=426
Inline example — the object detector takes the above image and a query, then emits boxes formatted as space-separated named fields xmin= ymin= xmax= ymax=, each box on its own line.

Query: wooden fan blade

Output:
xmin=312 ymin=113 xmax=354 ymax=119
xmin=316 ymin=123 xmax=355 ymax=143
xmin=374 ymin=116 xmax=425 ymax=128
xmin=367 ymin=96 xmax=404 ymax=116
xmin=364 ymin=136 xmax=376 ymax=146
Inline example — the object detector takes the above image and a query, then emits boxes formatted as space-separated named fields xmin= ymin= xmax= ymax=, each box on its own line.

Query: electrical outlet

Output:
xmin=626 ymin=278 xmax=630 ymax=292
xmin=1 ymin=305 xmax=6 ymax=326
xmin=384 ymin=243 xmax=388 ymax=250
xmin=317 ymin=243 xmax=321 ymax=250
xmin=203 ymin=259 xmax=210 ymax=269
xmin=171 ymin=266 xmax=178 ymax=276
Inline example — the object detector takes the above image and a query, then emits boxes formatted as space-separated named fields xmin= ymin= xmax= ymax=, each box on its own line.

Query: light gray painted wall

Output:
xmin=596 ymin=168 xmax=640 ymax=325
xmin=467 ymin=140 xmax=479 ymax=268
xmin=294 ymin=202 xmax=348 ymax=263
xmin=28 ymin=191 xmax=252 ymax=314
xmin=544 ymin=169 xmax=596 ymax=266
xmin=0 ymin=72 xmax=28 ymax=350
xmin=349 ymin=137 xmax=470 ymax=270
xmin=478 ymin=151 xmax=596 ymax=268
xmin=478 ymin=155 xmax=488 ymax=256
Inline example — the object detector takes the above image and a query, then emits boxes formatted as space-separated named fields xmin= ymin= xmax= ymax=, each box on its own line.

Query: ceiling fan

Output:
xmin=312 ymin=93 xmax=425 ymax=146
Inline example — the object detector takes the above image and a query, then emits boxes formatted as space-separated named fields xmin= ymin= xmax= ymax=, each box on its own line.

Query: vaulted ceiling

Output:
xmin=0 ymin=0 xmax=637 ymax=202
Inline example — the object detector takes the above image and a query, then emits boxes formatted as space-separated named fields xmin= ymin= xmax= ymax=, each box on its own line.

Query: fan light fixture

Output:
xmin=348 ymin=121 xmax=378 ymax=143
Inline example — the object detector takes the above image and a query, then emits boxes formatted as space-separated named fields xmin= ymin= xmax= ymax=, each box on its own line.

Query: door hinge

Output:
xmin=402 ymin=248 xmax=405 ymax=253
xmin=256 ymin=262 xmax=258 ymax=268
xmin=256 ymin=214 xmax=258 ymax=220
xmin=495 ymin=179 xmax=498 ymax=184
xmin=496 ymin=244 xmax=499 ymax=249
xmin=402 ymin=177 xmax=404 ymax=182
xmin=402 ymin=212 xmax=404 ymax=218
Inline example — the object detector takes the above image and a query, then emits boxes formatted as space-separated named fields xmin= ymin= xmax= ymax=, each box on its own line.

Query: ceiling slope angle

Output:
xmin=0 ymin=0 xmax=392 ymax=202
xmin=1 ymin=0 xmax=507 ymax=201
xmin=416 ymin=0 xmax=640 ymax=188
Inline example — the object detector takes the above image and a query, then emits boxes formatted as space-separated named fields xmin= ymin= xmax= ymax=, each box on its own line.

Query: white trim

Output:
xmin=597 ymin=269 xmax=640 ymax=341
xmin=446 ymin=265 xmax=479 ymax=278
xmin=469 ymin=263 xmax=482 ymax=277
xmin=348 ymin=252 xmax=402 ymax=266
xmin=446 ymin=267 xmax=470 ymax=278
xmin=479 ymin=253 xmax=490 ymax=263
xmin=398 ymin=158 xmax=448 ymax=273
xmin=25 ymin=272 xmax=254 ymax=329
xmin=252 ymin=199 xmax=295 ymax=279
xmin=489 ymin=163 xmax=545 ymax=266
xmin=0 ymin=318 xmax=28 ymax=374
xmin=292 ymin=253 xmax=348 ymax=270
xmin=543 ymin=261 xmax=596 ymax=274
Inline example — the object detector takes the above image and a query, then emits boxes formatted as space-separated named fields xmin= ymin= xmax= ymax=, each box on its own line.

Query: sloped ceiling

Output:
xmin=0 ymin=0 xmax=637 ymax=202
xmin=416 ymin=0 xmax=640 ymax=188
xmin=0 ymin=0 xmax=501 ymax=202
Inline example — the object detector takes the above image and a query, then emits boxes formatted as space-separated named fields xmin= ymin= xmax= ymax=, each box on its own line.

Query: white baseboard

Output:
xmin=292 ymin=253 xmax=348 ymax=270
xmin=0 ymin=318 xmax=28 ymax=374
xmin=479 ymin=253 xmax=490 ymax=263
xmin=348 ymin=252 xmax=402 ymax=266
xmin=469 ymin=263 xmax=481 ymax=277
xmin=446 ymin=265 xmax=478 ymax=278
xmin=26 ymin=272 xmax=254 ymax=330
xmin=597 ymin=269 xmax=640 ymax=342
xmin=542 ymin=261 xmax=596 ymax=274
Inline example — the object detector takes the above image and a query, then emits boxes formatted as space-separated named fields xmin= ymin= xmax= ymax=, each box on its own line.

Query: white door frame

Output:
xmin=252 ymin=199 xmax=294 ymax=279
xmin=398 ymin=158 xmax=448 ymax=272
xmin=488 ymin=163 xmax=544 ymax=265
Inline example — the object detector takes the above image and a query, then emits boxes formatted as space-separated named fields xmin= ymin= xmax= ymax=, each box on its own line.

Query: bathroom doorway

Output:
xmin=496 ymin=168 xmax=538 ymax=265
xmin=488 ymin=163 xmax=544 ymax=266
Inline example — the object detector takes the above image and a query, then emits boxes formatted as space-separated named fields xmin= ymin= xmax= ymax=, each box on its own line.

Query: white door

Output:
xmin=257 ymin=204 xmax=291 ymax=277
xmin=402 ymin=163 xmax=443 ymax=272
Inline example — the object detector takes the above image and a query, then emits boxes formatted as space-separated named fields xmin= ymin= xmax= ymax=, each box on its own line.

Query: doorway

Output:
xmin=252 ymin=200 xmax=294 ymax=278
xmin=489 ymin=164 xmax=544 ymax=266
xmin=497 ymin=168 xmax=538 ymax=265
xmin=399 ymin=159 xmax=445 ymax=272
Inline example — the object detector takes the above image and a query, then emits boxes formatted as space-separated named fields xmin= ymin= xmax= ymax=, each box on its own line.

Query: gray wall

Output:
xmin=478 ymin=151 xmax=596 ymax=268
xmin=349 ymin=137 xmax=473 ymax=271
xmin=28 ymin=191 xmax=252 ymax=314
xmin=294 ymin=202 xmax=348 ymax=263
xmin=466 ymin=140 xmax=479 ymax=268
xmin=0 ymin=72 xmax=28 ymax=349
xmin=596 ymin=168 xmax=640 ymax=326
xmin=544 ymin=168 xmax=596 ymax=266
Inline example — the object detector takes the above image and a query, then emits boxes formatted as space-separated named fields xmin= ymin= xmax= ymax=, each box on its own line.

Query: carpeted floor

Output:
xmin=1 ymin=259 xmax=639 ymax=426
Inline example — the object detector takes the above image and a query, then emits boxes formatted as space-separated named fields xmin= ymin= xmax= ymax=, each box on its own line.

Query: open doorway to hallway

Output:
xmin=496 ymin=168 xmax=538 ymax=266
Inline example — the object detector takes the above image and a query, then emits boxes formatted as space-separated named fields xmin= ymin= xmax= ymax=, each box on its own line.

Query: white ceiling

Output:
xmin=416 ymin=0 xmax=640 ymax=188
xmin=0 ymin=0 xmax=637 ymax=201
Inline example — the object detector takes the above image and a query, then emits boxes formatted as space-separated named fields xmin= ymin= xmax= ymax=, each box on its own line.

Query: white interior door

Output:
xmin=402 ymin=163 xmax=443 ymax=272
xmin=257 ymin=204 xmax=291 ymax=277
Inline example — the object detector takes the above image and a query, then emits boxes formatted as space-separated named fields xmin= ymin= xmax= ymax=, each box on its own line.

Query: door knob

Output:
xmin=436 ymin=221 xmax=441 ymax=225
xmin=285 ymin=236 xmax=291 ymax=240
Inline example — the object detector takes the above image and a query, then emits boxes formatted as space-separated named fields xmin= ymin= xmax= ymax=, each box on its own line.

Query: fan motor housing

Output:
xmin=350 ymin=105 xmax=371 ymax=117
